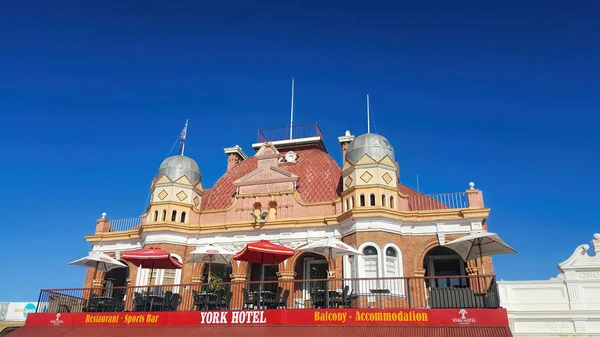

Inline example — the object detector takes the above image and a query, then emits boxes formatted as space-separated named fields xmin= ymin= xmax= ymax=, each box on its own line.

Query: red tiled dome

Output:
xmin=202 ymin=147 xmax=342 ymax=210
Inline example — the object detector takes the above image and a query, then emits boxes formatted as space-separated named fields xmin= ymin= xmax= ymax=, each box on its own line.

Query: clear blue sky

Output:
xmin=0 ymin=1 xmax=598 ymax=301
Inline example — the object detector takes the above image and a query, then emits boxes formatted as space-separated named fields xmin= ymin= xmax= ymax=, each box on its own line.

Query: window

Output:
xmin=381 ymin=195 xmax=386 ymax=207
xmin=153 ymin=210 xmax=158 ymax=221
xmin=171 ymin=210 xmax=177 ymax=222
xmin=344 ymin=199 xmax=349 ymax=211
xmin=370 ymin=194 xmax=376 ymax=206
xmin=385 ymin=247 xmax=398 ymax=277
xmin=161 ymin=209 xmax=167 ymax=221
xmin=351 ymin=196 xmax=355 ymax=209
xmin=360 ymin=194 xmax=366 ymax=207
xmin=390 ymin=196 xmax=395 ymax=209
xmin=180 ymin=211 xmax=186 ymax=223
xmin=363 ymin=245 xmax=379 ymax=278
xmin=138 ymin=253 xmax=183 ymax=291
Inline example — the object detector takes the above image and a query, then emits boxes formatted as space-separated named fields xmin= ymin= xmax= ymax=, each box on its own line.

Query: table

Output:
xmin=94 ymin=296 xmax=115 ymax=312
xmin=369 ymin=289 xmax=390 ymax=309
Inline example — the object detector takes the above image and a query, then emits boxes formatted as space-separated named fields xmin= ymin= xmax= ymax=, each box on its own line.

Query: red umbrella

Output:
xmin=122 ymin=247 xmax=182 ymax=289
xmin=234 ymin=240 xmax=294 ymax=265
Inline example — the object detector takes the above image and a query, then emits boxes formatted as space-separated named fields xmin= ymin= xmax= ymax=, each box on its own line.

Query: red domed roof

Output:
xmin=203 ymin=147 xmax=342 ymax=210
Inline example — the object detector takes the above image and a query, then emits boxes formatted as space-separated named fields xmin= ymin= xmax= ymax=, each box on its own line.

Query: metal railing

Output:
xmin=37 ymin=275 xmax=499 ymax=313
xmin=107 ymin=217 xmax=142 ymax=232
xmin=257 ymin=123 xmax=323 ymax=143
xmin=408 ymin=192 xmax=468 ymax=211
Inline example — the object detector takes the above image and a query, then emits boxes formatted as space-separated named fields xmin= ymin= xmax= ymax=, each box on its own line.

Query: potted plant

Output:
xmin=207 ymin=274 xmax=227 ymax=294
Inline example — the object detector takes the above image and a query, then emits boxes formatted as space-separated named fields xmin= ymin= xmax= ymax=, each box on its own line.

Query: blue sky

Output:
xmin=0 ymin=1 xmax=598 ymax=301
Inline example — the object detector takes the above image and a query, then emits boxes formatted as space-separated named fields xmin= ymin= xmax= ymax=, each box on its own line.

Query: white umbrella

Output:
xmin=69 ymin=251 xmax=127 ymax=281
xmin=297 ymin=237 xmax=362 ymax=272
xmin=187 ymin=245 xmax=235 ymax=278
xmin=442 ymin=232 xmax=517 ymax=273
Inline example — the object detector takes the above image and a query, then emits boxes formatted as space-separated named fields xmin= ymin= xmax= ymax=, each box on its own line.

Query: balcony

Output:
xmin=257 ymin=124 xmax=323 ymax=143
xmin=408 ymin=192 xmax=469 ymax=211
xmin=37 ymin=275 xmax=499 ymax=314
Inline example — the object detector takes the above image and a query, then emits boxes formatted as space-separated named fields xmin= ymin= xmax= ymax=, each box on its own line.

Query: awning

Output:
xmin=8 ymin=325 xmax=513 ymax=337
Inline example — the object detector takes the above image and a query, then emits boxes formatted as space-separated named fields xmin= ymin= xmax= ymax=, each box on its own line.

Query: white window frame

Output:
xmin=382 ymin=243 xmax=405 ymax=296
xmin=136 ymin=253 xmax=183 ymax=293
xmin=357 ymin=242 xmax=382 ymax=296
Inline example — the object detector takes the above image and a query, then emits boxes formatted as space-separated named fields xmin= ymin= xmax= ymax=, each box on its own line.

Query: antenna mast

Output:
xmin=289 ymin=77 xmax=295 ymax=140
xmin=366 ymin=94 xmax=371 ymax=134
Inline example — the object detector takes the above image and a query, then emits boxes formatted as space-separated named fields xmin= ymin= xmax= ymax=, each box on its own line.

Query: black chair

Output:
xmin=333 ymin=286 xmax=350 ymax=308
xmin=266 ymin=287 xmax=282 ymax=309
xmin=168 ymin=293 xmax=181 ymax=311
xmin=221 ymin=292 xmax=233 ymax=310
xmin=133 ymin=292 xmax=145 ymax=312
xmin=193 ymin=290 xmax=205 ymax=310
xmin=277 ymin=289 xmax=289 ymax=309
xmin=242 ymin=289 xmax=257 ymax=309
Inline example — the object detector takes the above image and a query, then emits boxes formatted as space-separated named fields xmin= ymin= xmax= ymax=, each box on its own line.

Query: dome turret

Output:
xmin=345 ymin=133 xmax=395 ymax=163
xmin=156 ymin=155 xmax=201 ymax=183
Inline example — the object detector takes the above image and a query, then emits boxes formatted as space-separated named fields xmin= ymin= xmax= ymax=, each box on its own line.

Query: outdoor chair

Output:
xmin=167 ymin=293 xmax=182 ymax=311
xmin=277 ymin=289 xmax=289 ymax=309
xmin=242 ymin=289 xmax=257 ymax=309
xmin=220 ymin=292 xmax=233 ymax=310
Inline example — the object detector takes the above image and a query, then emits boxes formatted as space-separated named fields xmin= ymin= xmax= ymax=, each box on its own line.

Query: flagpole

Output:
xmin=289 ymin=77 xmax=295 ymax=140
xmin=180 ymin=119 xmax=188 ymax=156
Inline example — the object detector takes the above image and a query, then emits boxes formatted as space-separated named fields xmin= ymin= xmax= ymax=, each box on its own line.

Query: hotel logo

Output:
xmin=452 ymin=309 xmax=476 ymax=325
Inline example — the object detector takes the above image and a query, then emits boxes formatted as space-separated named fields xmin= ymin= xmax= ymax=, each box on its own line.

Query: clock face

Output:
xmin=285 ymin=151 xmax=297 ymax=163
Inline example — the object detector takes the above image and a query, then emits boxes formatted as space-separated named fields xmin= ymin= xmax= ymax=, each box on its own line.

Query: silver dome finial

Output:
xmin=101 ymin=212 xmax=106 ymax=219
xmin=469 ymin=182 xmax=475 ymax=190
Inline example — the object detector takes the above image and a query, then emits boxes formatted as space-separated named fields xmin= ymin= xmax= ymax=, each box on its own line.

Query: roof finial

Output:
xmin=366 ymin=94 xmax=371 ymax=134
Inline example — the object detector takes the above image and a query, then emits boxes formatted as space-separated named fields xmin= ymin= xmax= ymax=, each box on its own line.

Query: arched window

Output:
xmin=351 ymin=196 xmax=355 ymax=209
xmin=161 ymin=209 xmax=167 ymax=221
xmin=370 ymin=194 xmax=376 ymax=206
xmin=381 ymin=195 xmax=386 ymax=207
xmin=153 ymin=210 xmax=158 ymax=221
xmin=180 ymin=211 xmax=186 ymax=223
xmin=360 ymin=194 xmax=366 ymax=207
xmin=171 ymin=210 xmax=177 ymax=222
xmin=363 ymin=245 xmax=379 ymax=279
xmin=385 ymin=247 xmax=398 ymax=277
xmin=390 ymin=196 xmax=395 ymax=209
xmin=382 ymin=244 xmax=405 ymax=295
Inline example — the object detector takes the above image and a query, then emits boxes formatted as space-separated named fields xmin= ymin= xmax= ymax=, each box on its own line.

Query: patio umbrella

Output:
xmin=122 ymin=247 xmax=182 ymax=289
xmin=187 ymin=244 xmax=235 ymax=279
xmin=234 ymin=240 xmax=294 ymax=282
xmin=297 ymin=237 xmax=362 ymax=273
xmin=442 ymin=232 xmax=517 ymax=273
xmin=69 ymin=251 xmax=127 ymax=282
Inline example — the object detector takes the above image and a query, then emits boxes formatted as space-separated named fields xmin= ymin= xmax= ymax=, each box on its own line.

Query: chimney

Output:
xmin=224 ymin=145 xmax=248 ymax=171
xmin=338 ymin=130 xmax=355 ymax=163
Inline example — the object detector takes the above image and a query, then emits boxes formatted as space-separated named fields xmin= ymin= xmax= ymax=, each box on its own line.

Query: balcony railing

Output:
xmin=408 ymin=192 xmax=468 ymax=211
xmin=37 ymin=275 xmax=499 ymax=314
xmin=257 ymin=123 xmax=323 ymax=143
xmin=107 ymin=217 xmax=142 ymax=232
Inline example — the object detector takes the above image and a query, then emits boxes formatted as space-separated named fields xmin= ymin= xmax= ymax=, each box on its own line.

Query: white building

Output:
xmin=499 ymin=233 xmax=600 ymax=336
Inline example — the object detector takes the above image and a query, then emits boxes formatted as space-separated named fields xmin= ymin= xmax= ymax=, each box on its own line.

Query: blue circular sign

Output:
xmin=23 ymin=303 xmax=36 ymax=317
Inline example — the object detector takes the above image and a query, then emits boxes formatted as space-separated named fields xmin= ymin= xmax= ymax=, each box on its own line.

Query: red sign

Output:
xmin=26 ymin=308 xmax=508 ymax=327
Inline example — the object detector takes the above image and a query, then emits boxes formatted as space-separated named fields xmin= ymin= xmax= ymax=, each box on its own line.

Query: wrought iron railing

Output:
xmin=107 ymin=217 xmax=142 ymax=232
xmin=37 ymin=275 xmax=498 ymax=313
xmin=257 ymin=123 xmax=323 ymax=143
xmin=408 ymin=192 xmax=468 ymax=211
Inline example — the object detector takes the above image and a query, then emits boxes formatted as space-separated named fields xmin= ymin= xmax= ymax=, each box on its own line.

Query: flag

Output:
xmin=178 ymin=120 xmax=188 ymax=155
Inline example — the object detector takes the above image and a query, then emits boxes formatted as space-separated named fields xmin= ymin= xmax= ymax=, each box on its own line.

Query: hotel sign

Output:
xmin=25 ymin=309 xmax=508 ymax=327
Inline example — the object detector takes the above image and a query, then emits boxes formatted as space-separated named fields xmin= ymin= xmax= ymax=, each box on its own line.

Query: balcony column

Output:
xmin=277 ymin=271 xmax=296 ymax=308
xmin=229 ymin=273 xmax=248 ymax=310
xmin=412 ymin=268 xmax=426 ymax=308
